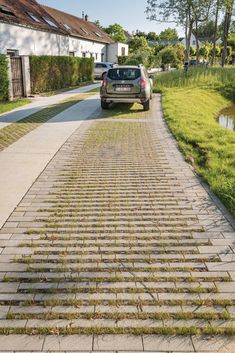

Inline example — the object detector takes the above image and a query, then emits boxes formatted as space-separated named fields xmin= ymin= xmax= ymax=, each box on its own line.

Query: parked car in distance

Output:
xmin=94 ymin=62 xmax=113 ymax=79
xmin=100 ymin=65 xmax=153 ymax=111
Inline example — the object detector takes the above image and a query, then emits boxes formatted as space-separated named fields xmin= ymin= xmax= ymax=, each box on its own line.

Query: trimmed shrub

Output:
xmin=0 ymin=54 xmax=9 ymax=101
xmin=30 ymin=56 xmax=94 ymax=93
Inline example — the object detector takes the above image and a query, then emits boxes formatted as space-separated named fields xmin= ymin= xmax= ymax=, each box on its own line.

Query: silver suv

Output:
xmin=100 ymin=65 xmax=153 ymax=111
xmin=94 ymin=62 xmax=113 ymax=80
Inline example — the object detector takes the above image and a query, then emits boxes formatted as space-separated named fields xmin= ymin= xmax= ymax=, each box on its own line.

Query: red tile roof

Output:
xmin=43 ymin=5 xmax=113 ymax=44
xmin=0 ymin=0 xmax=67 ymax=34
xmin=0 ymin=0 xmax=113 ymax=44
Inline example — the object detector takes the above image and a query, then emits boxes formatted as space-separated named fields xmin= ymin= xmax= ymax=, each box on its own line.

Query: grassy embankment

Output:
xmin=153 ymin=67 xmax=235 ymax=217
xmin=0 ymin=99 xmax=31 ymax=115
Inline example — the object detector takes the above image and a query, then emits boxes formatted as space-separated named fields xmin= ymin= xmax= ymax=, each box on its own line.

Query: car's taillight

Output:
xmin=102 ymin=79 xmax=107 ymax=88
xmin=140 ymin=78 xmax=146 ymax=89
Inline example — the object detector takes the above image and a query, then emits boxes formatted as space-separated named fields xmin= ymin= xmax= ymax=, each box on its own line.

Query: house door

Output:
xmin=10 ymin=57 xmax=24 ymax=99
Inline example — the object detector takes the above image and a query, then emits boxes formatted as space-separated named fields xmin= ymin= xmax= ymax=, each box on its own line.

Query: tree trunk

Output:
xmin=211 ymin=0 xmax=219 ymax=66
xmin=195 ymin=20 xmax=200 ymax=63
xmin=185 ymin=18 xmax=193 ymax=62
xmin=221 ymin=0 xmax=234 ymax=67
xmin=222 ymin=11 xmax=229 ymax=67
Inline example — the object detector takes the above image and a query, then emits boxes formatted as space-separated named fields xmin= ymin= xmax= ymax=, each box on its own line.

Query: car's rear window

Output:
xmin=108 ymin=68 xmax=141 ymax=81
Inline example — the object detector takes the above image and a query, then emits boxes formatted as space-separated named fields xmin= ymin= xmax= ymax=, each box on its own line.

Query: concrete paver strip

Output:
xmin=93 ymin=335 xmax=143 ymax=350
xmin=143 ymin=335 xmax=194 ymax=351
xmin=43 ymin=335 xmax=93 ymax=351
xmin=0 ymin=335 xmax=44 ymax=350
xmin=0 ymin=94 xmax=100 ymax=228
xmin=0 ymin=95 xmax=234 ymax=352
xmin=0 ymin=83 xmax=100 ymax=129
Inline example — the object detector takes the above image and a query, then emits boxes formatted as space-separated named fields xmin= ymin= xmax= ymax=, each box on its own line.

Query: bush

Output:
xmin=158 ymin=47 xmax=180 ymax=68
xmin=118 ymin=52 xmax=161 ymax=68
xmin=30 ymin=56 xmax=94 ymax=93
xmin=0 ymin=54 xmax=9 ymax=101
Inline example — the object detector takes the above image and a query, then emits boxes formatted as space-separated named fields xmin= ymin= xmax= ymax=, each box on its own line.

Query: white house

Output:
xmin=179 ymin=34 xmax=202 ymax=48
xmin=0 ymin=0 xmax=128 ymax=62
xmin=107 ymin=43 xmax=129 ymax=63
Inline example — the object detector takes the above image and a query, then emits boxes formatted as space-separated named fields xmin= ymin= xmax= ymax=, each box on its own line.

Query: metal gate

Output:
xmin=10 ymin=57 xmax=24 ymax=98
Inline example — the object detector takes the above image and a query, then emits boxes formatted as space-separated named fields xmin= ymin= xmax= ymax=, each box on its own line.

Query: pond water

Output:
xmin=218 ymin=106 xmax=235 ymax=131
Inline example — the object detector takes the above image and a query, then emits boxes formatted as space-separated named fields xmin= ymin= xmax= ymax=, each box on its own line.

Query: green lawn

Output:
xmin=0 ymin=99 xmax=31 ymax=115
xmin=154 ymin=68 xmax=235 ymax=217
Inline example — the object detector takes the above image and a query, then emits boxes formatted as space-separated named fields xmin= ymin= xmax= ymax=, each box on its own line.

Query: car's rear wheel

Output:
xmin=143 ymin=99 xmax=150 ymax=111
xmin=101 ymin=100 xmax=109 ymax=110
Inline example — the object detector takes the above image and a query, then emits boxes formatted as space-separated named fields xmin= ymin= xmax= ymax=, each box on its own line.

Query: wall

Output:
xmin=107 ymin=43 xmax=129 ymax=63
xmin=0 ymin=22 xmax=107 ymax=60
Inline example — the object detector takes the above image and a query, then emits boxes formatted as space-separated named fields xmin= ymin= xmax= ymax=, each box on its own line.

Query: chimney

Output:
xmin=82 ymin=11 xmax=85 ymax=20
xmin=85 ymin=14 xmax=89 ymax=21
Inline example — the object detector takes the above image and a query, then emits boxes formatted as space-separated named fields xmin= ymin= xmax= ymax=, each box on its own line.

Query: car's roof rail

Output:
xmin=138 ymin=64 xmax=144 ymax=68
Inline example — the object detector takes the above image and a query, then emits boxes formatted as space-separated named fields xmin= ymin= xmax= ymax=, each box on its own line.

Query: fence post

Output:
xmin=6 ymin=55 xmax=13 ymax=101
xmin=21 ymin=55 xmax=31 ymax=97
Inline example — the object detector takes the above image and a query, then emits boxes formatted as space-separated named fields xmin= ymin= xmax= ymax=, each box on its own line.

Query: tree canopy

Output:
xmin=104 ymin=23 xmax=127 ymax=43
xmin=159 ymin=28 xmax=179 ymax=40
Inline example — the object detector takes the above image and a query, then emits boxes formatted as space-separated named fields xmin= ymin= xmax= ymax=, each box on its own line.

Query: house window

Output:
xmin=0 ymin=5 xmax=15 ymax=17
xmin=7 ymin=49 xmax=19 ymax=57
xmin=69 ymin=52 xmax=75 ymax=57
xmin=43 ymin=17 xmax=58 ymax=28
xmin=95 ymin=53 xmax=98 ymax=60
xmin=64 ymin=23 xmax=71 ymax=30
xmin=82 ymin=52 xmax=86 ymax=58
xmin=94 ymin=32 xmax=102 ymax=38
xmin=121 ymin=47 xmax=126 ymax=56
xmin=27 ymin=12 xmax=41 ymax=22
xmin=101 ymin=53 xmax=105 ymax=62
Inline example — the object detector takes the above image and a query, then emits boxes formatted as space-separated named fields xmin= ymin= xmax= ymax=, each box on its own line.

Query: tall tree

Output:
xmin=191 ymin=0 xmax=212 ymax=63
xmin=146 ymin=0 xmax=195 ymax=61
xmin=221 ymin=0 xmax=235 ymax=66
xmin=211 ymin=0 xmax=221 ymax=66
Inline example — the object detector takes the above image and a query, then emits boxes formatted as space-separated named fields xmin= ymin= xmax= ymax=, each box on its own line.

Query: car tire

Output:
xmin=101 ymin=100 xmax=109 ymax=110
xmin=143 ymin=99 xmax=150 ymax=111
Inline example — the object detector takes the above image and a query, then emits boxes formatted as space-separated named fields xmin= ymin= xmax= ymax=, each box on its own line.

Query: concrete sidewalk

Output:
xmin=0 ymin=93 xmax=100 ymax=229
xmin=0 ymin=83 xmax=100 ymax=130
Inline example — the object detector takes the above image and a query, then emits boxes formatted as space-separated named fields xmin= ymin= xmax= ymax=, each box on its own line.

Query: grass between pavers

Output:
xmin=0 ymin=326 xmax=235 ymax=336
xmin=1 ymin=298 xmax=234 ymax=307
xmin=0 ymin=99 xmax=31 ymax=115
xmin=4 ymin=98 xmax=233 ymax=337
xmin=0 ymin=90 xmax=96 ymax=152
xmin=3 ymin=275 xmax=230 ymax=283
xmin=154 ymin=67 xmax=235 ymax=217
xmin=6 ymin=311 xmax=231 ymax=321
xmin=19 ymin=286 xmax=219 ymax=294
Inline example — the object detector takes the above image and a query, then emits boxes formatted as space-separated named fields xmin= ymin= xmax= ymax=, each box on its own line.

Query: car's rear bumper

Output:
xmin=103 ymin=97 xmax=145 ymax=104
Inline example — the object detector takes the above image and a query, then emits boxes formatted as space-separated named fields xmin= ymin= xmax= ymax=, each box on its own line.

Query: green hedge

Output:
xmin=0 ymin=54 xmax=9 ymax=101
xmin=30 ymin=56 xmax=94 ymax=93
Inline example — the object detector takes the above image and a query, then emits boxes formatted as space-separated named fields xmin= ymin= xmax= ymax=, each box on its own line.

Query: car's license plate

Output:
xmin=115 ymin=86 xmax=131 ymax=92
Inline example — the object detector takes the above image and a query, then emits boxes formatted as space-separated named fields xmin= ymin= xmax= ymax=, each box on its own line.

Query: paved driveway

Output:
xmin=0 ymin=95 xmax=234 ymax=352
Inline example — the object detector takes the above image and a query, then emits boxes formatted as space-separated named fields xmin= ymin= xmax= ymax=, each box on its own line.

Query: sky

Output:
xmin=38 ymin=0 xmax=184 ymax=35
